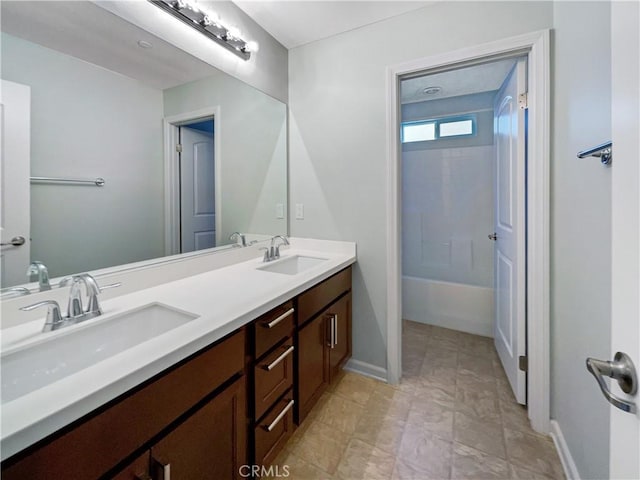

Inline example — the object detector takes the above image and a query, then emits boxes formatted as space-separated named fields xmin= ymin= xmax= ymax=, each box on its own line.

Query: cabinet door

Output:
xmin=328 ymin=293 xmax=352 ymax=381
xmin=297 ymin=313 xmax=329 ymax=423
xmin=112 ymin=452 xmax=151 ymax=480
xmin=150 ymin=377 xmax=246 ymax=480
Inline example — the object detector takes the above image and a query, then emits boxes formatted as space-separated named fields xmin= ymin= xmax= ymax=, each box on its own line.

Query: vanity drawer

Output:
xmin=2 ymin=329 xmax=245 ymax=480
xmin=254 ymin=301 xmax=294 ymax=359
xmin=254 ymin=396 xmax=295 ymax=468
xmin=297 ymin=267 xmax=351 ymax=326
xmin=254 ymin=343 xmax=294 ymax=420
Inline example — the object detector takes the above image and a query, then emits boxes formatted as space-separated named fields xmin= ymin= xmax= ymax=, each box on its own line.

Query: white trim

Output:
xmin=550 ymin=420 xmax=581 ymax=480
xmin=385 ymin=30 xmax=551 ymax=433
xmin=163 ymin=107 xmax=222 ymax=255
xmin=344 ymin=359 xmax=388 ymax=383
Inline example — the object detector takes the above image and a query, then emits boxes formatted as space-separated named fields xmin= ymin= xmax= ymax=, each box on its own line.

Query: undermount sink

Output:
xmin=257 ymin=255 xmax=328 ymax=275
xmin=1 ymin=303 xmax=199 ymax=404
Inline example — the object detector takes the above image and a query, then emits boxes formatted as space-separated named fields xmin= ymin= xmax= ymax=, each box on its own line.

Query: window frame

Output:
xmin=401 ymin=114 xmax=477 ymax=143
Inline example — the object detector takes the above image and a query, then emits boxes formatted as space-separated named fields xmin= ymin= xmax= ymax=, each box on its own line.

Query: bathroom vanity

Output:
xmin=0 ymin=239 xmax=355 ymax=479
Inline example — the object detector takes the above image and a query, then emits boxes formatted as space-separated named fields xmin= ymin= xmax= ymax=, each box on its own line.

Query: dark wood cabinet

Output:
xmin=1 ymin=331 xmax=246 ymax=480
xmin=296 ymin=268 xmax=352 ymax=424
xmin=113 ymin=378 xmax=246 ymax=480
xmin=327 ymin=293 xmax=352 ymax=381
xmin=298 ymin=312 xmax=330 ymax=421
xmin=112 ymin=452 xmax=150 ymax=480
xmin=254 ymin=396 xmax=295 ymax=469
xmin=150 ymin=377 xmax=246 ymax=480
xmin=250 ymin=302 xmax=296 ymax=469
xmin=2 ymin=265 xmax=353 ymax=479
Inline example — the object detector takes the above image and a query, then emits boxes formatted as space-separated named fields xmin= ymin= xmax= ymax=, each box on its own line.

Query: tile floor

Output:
xmin=269 ymin=320 xmax=565 ymax=479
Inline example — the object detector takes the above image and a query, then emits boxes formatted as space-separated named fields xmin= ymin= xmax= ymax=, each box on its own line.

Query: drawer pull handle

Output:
xmin=262 ymin=345 xmax=294 ymax=371
xmin=262 ymin=307 xmax=294 ymax=329
xmin=326 ymin=313 xmax=337 ymax=348
xmin=263 ymin=399 xmax=294 ymax=432
xmin=151 ymin=456 xmax=171 ymax=480
xmin=333 ymin=314 xmax=338 ymax=347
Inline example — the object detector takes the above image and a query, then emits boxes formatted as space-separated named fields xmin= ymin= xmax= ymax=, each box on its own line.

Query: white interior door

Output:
xmin=493 ymin=59 xmax=527 ymax=405
xmin=0 ymin=80 xmax=31 ymax=288
xmin=180 ymin=126 xmax=215 ymax=253
xmin=609 ymin=3 xmax=639 ymax=478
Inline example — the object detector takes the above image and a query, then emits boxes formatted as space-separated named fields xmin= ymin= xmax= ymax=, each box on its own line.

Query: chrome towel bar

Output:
xmin=577 ymin=141 xmax=612 ymax=165
xmin=30 ymin=176 xmax=105 ymax=186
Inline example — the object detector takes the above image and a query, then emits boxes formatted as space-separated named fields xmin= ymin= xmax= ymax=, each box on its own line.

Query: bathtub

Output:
xmin=402 ymin=275 xmax=495 ymax=337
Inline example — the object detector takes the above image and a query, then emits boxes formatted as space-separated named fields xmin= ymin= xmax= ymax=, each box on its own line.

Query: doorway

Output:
xmin=386 ymin=30 xmax=550 ymax=434
xmin=400 ymin=56 xmax=528 ymax=406
xmin=163 ymin=107 xmax=222 ymax=256
xmin=179 ymin=118 xmax=215 ymax=253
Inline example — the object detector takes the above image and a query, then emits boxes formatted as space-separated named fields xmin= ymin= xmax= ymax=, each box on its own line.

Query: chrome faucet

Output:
xmin=229 ymin=232 xmax=247 ymax=247
xmin=20 ymin=300 xmax=64 ymax=332
xmin=21 ymin=273 xmax=120 ymax=332
xmin=0 ymin=287 xmax=31 ymax=299
xmin=261 ymin=235 xmax=290 ymax=262
xmin=27 ymin=261 xmax=51 ymax=291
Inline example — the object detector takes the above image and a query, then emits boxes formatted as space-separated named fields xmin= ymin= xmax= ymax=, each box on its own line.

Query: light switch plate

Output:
xmin=295 ymin=203 xmax=304 ymax=220
xmin=276 ymin=203 xmax=284 ymax=219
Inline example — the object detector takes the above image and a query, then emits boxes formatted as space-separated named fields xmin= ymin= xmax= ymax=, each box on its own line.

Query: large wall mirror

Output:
xmin=0 ymin=1 xmax=287 ymax=290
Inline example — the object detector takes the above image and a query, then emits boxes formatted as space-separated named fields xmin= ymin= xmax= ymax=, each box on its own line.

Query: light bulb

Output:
xmin=227 ymin=26 xmax=242 ymax=39
xmin=187 ymin=0 xmax=199 ymax=12
xmin=245 ymin=41 xmax=259 ymax=53
xmin=202 ymin=11 xmax=220 ymax=26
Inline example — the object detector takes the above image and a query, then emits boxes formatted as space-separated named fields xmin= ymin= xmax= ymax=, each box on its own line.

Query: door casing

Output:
xmin=610 ymin=2 xmax=640 ymax=478
xmin=386 ymin=30 xmax=551 ymax=434
xmin=163 ymin=107 xmax=222 ymax=256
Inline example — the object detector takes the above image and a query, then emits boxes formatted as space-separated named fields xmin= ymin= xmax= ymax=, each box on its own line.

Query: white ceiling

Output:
xmin=232 ymin=1 xmax=436 ymax=49
xmin=400 ymin=59 xmax=517 ymax=104
xmin=1 ymin=1 xmax=220 ymax=90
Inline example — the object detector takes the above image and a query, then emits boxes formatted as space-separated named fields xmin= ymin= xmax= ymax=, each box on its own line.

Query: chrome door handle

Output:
xmin=586 ymin=352 xmax=638 ymax=413
xmin=0 ymin=236 xmax=26 ymax=247
xmin=488 ymin=233 xmax=498 ymax=241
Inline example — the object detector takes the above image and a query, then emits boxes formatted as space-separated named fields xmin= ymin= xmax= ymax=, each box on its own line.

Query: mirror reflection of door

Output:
xmin=179 ymin=118 xmax=215 ymax=253
xmin=0 ymin=80 xmax=31 ymax=286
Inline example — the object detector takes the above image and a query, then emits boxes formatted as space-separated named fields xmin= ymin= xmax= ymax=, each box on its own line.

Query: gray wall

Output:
xmin=163 ymin=72 xmax=287 ymax=242
xmin=289 ymin=1 xmax=613 ymax=476
xmin=1 ymin=33 xmax=165 ymax=279
xmin=551 ymin=2 xmax=611 ymax=478
xmin=288 ymin=0 xmax=553 ymax=372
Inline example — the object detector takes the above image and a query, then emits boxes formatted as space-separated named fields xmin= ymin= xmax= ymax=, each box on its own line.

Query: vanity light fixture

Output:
xmin=149 ymin=0 xmax=257 ymax=60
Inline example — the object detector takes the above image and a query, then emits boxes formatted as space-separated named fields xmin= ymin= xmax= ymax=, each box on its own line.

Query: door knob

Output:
xmin=488 ymin=233 xmax=498 ymax=241
xmin=0 ymin=236 xmax=26 ymax=247
xmin=586 ymin=352 xmax=638 ymax=413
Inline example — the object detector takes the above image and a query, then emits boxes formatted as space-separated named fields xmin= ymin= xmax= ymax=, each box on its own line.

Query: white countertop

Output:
xmin=0 ymin=238 xmax=356 ymax=461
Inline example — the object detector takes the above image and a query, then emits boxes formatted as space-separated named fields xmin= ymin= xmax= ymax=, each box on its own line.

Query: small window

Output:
xmin=402 ymin=122 xmax=436 ymax=142
xmin=401 ymin=115 xmax=476 ymax=143
xmin=439 ymin=119 xmax=474 ymax=137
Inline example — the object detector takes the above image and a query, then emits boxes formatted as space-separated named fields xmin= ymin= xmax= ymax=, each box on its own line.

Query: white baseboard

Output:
xmin=344 ymin=359 xmax=388 ymax=383
xmin=550 ymin=419 xmax=580 ymax=480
